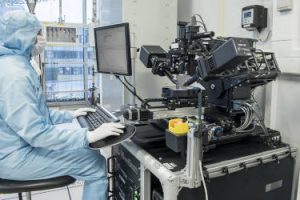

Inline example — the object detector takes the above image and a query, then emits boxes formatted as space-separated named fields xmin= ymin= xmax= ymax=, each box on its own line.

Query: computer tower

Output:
xmin=109 ymin=145 xmax=141 ymax=200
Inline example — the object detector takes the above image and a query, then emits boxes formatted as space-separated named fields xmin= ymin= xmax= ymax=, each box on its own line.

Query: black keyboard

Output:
xmin=77 ymin=105 xmax=120 ymax=131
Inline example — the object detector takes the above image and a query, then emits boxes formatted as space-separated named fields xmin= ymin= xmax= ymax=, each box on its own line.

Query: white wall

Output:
xmin=123 ymin=0 xmax=178 ymax=100
xmin=178 ymin=0 xmax=300 ymax=199
xmin=178 ymin=0 xmax=200 ymax=22
xmin=266 ymin=1 xmax=300 ymax=200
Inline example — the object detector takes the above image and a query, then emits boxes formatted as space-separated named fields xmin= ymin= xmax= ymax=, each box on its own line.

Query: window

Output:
xmin=1 ymin=0 xmax=96 ymax=104
xmin=43 ymin=43 xmax=94 ymax=103
xmin=1 ymin=0 xmax=125 ymax=110
xmin=34 ymin=0 xmax=95 ymax=104
xmin=0 ymin=2 xmax=24 ymax=14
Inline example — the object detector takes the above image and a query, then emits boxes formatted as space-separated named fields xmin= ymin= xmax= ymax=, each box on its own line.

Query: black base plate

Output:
xmin=162 ymin=87 xmax=200 ymax=99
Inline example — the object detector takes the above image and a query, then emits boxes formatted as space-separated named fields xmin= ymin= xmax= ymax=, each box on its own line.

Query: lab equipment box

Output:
xmin=109 ymin=138 xmax=296 ymax=200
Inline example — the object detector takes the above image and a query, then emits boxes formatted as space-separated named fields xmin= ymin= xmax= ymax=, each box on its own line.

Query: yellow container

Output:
xmin=168 ymin=119 xmax=189 ymax=136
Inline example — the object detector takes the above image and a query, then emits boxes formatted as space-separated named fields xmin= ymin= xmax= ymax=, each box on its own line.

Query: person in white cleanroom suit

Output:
xmin=0 ymin=10 xmax=124 ymax=200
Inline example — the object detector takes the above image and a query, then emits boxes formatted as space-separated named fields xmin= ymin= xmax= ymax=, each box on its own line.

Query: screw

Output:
xmin=210 ymin=84 xmax=215 ymax=90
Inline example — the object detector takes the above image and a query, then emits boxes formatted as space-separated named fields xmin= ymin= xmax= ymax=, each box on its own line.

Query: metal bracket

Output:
xmin=107 ymin=156 xmax=117 ymax=199
xmin=272 ymin=154 xmax=280 ymax=164
xmin=107 ymin=156 xmax=117 ymax=175
xmin=257 ymin=158 xmax=264 ymax=165
xmin=222 ymin=167 xmax=229 ymax=175
xmin=240 ymin=162 xmax=248 ymax=170
xmin=180 ymin=125 xmax=202 ymax=188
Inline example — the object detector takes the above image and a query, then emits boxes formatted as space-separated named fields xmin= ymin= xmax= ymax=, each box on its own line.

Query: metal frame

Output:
xmin=205 ymin=146 xmax=297 ymax=179
xmin=121 ymin=141 xmax=296 ymax=200
xmin=82 ymin=0 xmax=89 ymax=104
xmin=122 ymin=141 xmax=180 ymax=200
xmin=26 ymin=192 xmax=32 ymax=200
xmin=47 ymin=100 xmax=88 ymax=107
xmin=122 ymin=129 xmax=202 ymax=200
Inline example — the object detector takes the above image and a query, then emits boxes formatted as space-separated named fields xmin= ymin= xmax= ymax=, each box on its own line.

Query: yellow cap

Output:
xmin=168 ymin=119 xmax=189 ymax=136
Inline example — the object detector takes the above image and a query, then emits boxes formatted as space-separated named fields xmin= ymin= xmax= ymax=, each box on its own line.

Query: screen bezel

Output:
xmin=94 ymin=23 xmax=132 ymax=76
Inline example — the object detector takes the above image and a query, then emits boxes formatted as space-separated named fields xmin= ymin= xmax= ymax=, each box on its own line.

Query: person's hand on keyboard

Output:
xmin=72 ymin=108 xmax=96 ymax=118
xmin=86 ymin=123 xmax=125 ymax=143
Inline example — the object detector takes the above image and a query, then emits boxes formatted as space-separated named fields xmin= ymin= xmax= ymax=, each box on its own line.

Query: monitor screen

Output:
xmin=94 ymin=23 xmax=132 ymax=76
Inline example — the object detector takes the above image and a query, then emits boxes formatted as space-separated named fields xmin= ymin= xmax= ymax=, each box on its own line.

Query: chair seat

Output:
xmin=0 ymin=176 xmax=76 ymax=193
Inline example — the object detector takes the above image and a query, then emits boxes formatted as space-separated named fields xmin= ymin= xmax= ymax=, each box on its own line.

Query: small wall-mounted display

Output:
xmin=241 ymin=5 xmax=268 ymax=32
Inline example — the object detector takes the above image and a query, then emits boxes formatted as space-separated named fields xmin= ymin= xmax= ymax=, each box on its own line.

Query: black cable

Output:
xmin=124 ymin=76 xmax=138 ymax=99
xmin=194 ymin=14 xmax=208 ymax=32
xmin=124 ymin=76 xmax=136 ymax=91
xmin=164 ymin=70 xmax=177 ymax=84
xmin=115 ymin=75 xmax=149 ymax=106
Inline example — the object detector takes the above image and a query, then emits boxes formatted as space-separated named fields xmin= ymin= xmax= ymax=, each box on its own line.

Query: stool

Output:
xmin=0 ymin=176 xmax=76 ymax=200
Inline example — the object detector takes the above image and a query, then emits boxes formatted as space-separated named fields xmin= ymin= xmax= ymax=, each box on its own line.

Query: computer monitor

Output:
xmin=94 ymin=23 xmax=132 ymax=76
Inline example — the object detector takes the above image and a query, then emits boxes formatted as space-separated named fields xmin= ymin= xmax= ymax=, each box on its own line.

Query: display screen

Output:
xmin=244 ymin=11 xmax=252 ymax=18
xmin=94 ymin=23 xmax=132 ymax=76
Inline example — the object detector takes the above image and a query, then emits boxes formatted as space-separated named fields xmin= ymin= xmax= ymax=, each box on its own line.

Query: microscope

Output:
xmin=124 ymin=18 xmax=281 ymax=152
xmin=111 ymin=17 xmax=295 ymax=200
